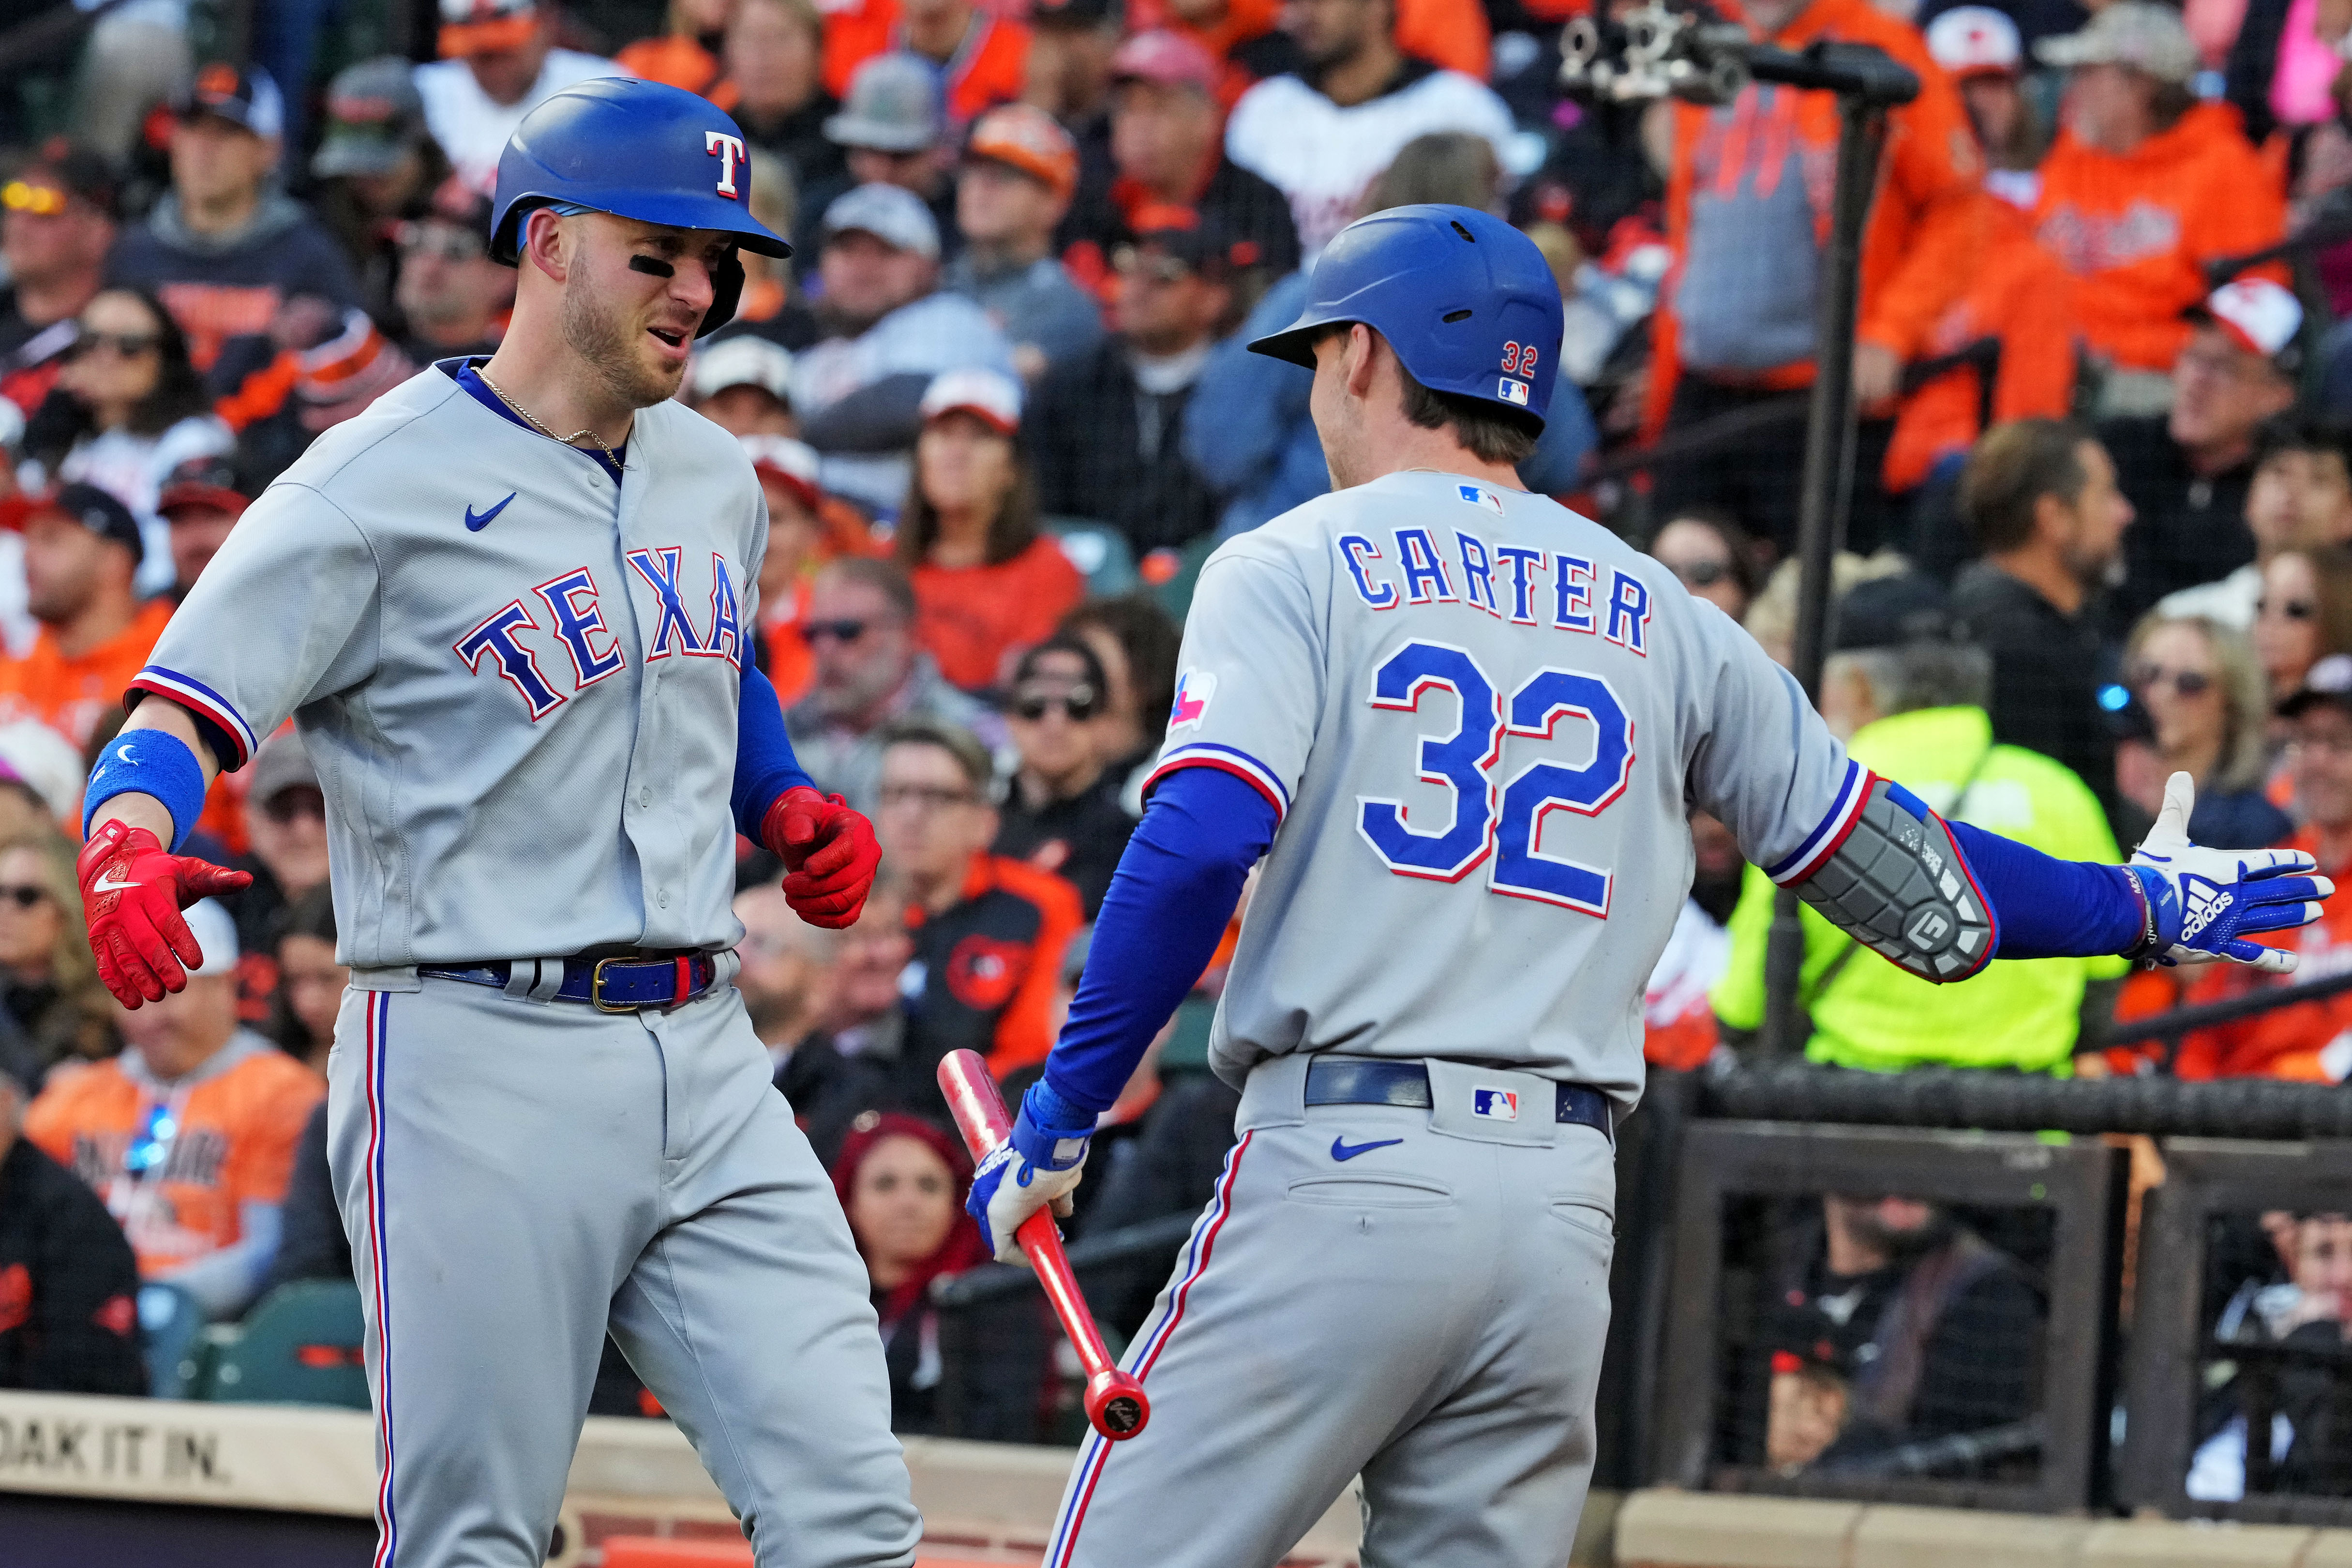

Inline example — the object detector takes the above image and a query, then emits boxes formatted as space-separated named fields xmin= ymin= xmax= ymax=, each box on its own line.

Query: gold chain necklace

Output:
xmin=475 ymin=368 xmax=625 ymax=469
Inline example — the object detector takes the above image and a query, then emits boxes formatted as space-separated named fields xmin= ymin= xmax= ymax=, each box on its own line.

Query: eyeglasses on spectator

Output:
xmin=395 ymin=221 xmax=487 ymax=262
xmin=877 ymin=783 xmax=979 ymax=811
xmin=1112 ymin=245 xmax=1194 ymax=285
xmin=1015 ymin=687 xmax=1100 ymax=722
xmin=67 ymin=330 xmax=159 ymax=360
xmin=1666 ymin=558 xmax=1731 ymax=589
xmin=801 ymin=618 xmax=870 ymax=645
xmin=2129 ymin=663 xmax=2215 ymax=699
xmin=264 ymin=789 xmax=328 ymax=825
xmin=2 ymin=180 xmax=69 ymax=216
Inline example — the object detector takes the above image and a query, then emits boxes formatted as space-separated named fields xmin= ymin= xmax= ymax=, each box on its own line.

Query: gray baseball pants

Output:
xmin=1044 ymin=1055 xmax=1617 ymax=1568
xmin=326 ymin=977 xmax=922 ymax=1568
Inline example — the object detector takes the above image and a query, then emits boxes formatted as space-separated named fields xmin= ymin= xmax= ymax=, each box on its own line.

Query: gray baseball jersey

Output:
xmin=1150 ymin=469 xmax=1861 ymax=1113
xmin=135 ymin=361 xmax=921 ymax=1568
xmin=136 ymin=364 xmax=763 ymax=968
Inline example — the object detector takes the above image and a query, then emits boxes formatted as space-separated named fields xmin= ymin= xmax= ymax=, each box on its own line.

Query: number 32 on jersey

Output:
xmin=1358 ymin=638 xmax=1632 ymax=916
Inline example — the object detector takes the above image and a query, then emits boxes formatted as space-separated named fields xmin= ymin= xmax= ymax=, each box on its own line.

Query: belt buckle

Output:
xmin=589 ymin=956 xmax=643 ymax=1014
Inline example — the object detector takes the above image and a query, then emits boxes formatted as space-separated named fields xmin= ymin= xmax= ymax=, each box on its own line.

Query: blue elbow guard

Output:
xmin=83 ymin=729 xmax=209 ymax=851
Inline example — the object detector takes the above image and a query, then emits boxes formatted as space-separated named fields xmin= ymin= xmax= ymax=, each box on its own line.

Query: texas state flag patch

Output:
xmin=1472 ymin=1087 xmax=1521 ymax=1121
xmin=1457 ymin=483 xmax=1505 ymax=515
xmin=1170 ymin=669 xmax=1216 ymax=730
xmin=1497 ymin=377 xmax=1530 ymax=406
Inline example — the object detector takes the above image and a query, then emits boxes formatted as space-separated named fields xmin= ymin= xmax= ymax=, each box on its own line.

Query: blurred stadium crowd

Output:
xmin=6 ymin=0 xmax=2352 ymax=1491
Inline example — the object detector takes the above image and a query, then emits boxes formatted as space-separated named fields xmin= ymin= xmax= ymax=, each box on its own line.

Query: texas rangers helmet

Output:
xmin=1248 ymin=204 xmax=1564 ymax=431
xmin=490 ymin=76 xmax=790 ymax=338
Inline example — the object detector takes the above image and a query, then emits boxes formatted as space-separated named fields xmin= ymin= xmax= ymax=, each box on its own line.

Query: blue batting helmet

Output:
xmin=1249 ymin=205 xmax=1564 ymax=431
xmin=490 ymin=77 xmax=791 ymax=338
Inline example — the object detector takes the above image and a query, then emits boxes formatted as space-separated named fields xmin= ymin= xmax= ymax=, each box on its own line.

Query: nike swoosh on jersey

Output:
xmin=1330 ymin=1136 xmax=1404 ymax=1162
xmin=89 ymin=873 xmax=139 ymax=895
xmin=464 ymin=492 xmax=517 ymax=532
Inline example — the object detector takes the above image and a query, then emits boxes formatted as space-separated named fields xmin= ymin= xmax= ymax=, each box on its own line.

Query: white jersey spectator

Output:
xmin=1224 ymin=0 xmax=1512 ymax=255
xmin=417 ymin=0 xmax=620 ymax=191
xmin=793 ymin=185 xmax=1016 ymax=513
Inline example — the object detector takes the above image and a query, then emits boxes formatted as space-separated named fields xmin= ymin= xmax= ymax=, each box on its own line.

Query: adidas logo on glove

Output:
xmin=2182 ymin=881 xmax=2232 ymax=943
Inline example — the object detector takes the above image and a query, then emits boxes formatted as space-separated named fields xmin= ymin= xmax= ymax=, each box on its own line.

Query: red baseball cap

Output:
xmin=1112 ymin=30 xmax=1221 ymax=95
xmin=157 ymin=454 xmax=250 ymax=522
xmin=739 ymin=434 xmax=823 ymax=512
xmin=920 ymin=368 xmax=1021 ymax=435
xmin=966 ymin=104 xmax=1079 ymax=200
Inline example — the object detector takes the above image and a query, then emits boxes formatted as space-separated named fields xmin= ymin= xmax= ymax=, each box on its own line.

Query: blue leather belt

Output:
xmin=1303 ymin=1058 xmax=1614 ymax=1138
xmin=418 ymin=953 xmax=719 ymax=1013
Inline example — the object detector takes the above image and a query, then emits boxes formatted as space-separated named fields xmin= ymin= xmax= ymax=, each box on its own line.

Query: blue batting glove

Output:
xmin=2125 ymin=772 xmax=2332 ymax=973
xmin=965 ymin=1081 xmax=1096 ymax=1265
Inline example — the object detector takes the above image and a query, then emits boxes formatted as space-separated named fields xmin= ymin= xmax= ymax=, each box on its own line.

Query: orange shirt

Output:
xmin=910 ymin=537 xmax=1086 ymax=693
xmin=0 ymin=597 xmax=174 ymax=750
xmin=25 ymin=1035 xmax=323 ymax=1279
xmin=1647 ymin=0 xmax=1982 ymax=431
xmin=2033 ymin=103 xmax=2287 ymax=373
xmin=1884 ymin=195 xmax=2079 ymax=493
xmin=761 ymin=576 xmax=817 ymax=708
xmin=2168 ymin=829 xmax=2352 ymax=1081
xmin=821 ymin=1 xmax=1030 ymax=126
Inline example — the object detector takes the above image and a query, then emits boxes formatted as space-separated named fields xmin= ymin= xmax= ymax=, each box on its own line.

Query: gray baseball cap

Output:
xmin=250 ymin=727 xmax=319 ymax=806
xmin=313 ymin=57 xmax=429 ymax=178
xmin=824 ymin=53 xmax=944 ymax=153
xmin=2034 ymin=1 xmax=2198 ymax=84
xmin=821 ymin=182 xmax=941 ymax=260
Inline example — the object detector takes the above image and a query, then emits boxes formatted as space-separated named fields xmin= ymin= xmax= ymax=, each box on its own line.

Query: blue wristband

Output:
xmin=1012 ymin=1079 xmax=1095 ymax=1170
xmin=83 ymin=729 xmax=208 ymax=851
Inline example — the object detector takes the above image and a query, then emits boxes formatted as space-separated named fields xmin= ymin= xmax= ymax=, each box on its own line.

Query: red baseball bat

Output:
xmin=937 ymin=1049 xmax=1151 ymax=1440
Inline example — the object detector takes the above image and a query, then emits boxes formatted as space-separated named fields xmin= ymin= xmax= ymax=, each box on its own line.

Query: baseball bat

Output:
xmin=936 ymin=1049 xmax=1151 ymax=1440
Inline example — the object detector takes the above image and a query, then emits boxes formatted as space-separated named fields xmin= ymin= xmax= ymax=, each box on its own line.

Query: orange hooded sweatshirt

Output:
xmin=1884 ymin=194 xmax=2079 ymax=493
xmin=2032 ymin=101 xmax=2286 ymax=373
xmin=1645 ymin=0 xmax=1984 ymax=437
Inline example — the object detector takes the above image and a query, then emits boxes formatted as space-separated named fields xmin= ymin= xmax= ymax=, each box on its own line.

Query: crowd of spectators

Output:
xmin=6 ymin=0 xmax=2352 ymax=1463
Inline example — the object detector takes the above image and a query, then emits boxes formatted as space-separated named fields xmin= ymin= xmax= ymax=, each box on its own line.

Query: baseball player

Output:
xmin=74 ymin=80 xmax=921 ymax=1567
xmin=968 ymin=204 xmax=2335 ymax=1568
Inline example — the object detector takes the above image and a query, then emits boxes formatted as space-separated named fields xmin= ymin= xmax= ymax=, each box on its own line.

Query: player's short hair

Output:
xmin=816 ymin=555 xmax=918 ymax=623
xmin=1958 ymin=418 xmax=2093 ymax=554
xmin=880 ymin=717 xmax=994 ymax=793
xmin=1396 ymin=365 xmax=1539 ymax=467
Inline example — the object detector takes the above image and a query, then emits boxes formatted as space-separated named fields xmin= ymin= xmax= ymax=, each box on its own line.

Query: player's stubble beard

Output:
xmin=563 ymin=267 xmax=689 ymax=410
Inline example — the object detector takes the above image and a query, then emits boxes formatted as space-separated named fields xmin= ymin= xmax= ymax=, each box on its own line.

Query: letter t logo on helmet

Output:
xmin=705 ymin=131 xmax=747 ymax=199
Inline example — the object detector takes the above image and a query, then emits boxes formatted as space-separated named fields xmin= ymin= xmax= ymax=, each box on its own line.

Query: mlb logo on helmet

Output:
xmin=1497 ymin=378 xmax=1530 ymax=407
xmin=1472 ymin=1088 xmax=1520 ymax=1121
xmin=1170 ymin=669 xmax=1216 ymax=729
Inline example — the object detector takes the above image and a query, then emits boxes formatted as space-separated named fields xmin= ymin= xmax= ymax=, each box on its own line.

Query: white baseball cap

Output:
xmin=1926 ymin=6 xmax=2022 ymax=77
xmin=2200 ymin=278 xmax=2304 ymax=368
xmin=691 ymin=336 xmax=794 ymax=403
xmin=919 ymin=368 xmax=1022 ymax=434
xmin=181 ymin=899 xmax=240 ymax=979
xmin=739 ymin=433 xmax=823 ymax=510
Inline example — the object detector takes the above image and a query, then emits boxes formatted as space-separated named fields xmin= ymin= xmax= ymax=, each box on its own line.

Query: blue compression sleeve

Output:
xmin=1042 ymin=767 xmax=1277 ymax=1115
xmin=1948 ymin=820 xmax=2146 ymax=960
xmin=732 ymin=660 xmax=815 ymax=838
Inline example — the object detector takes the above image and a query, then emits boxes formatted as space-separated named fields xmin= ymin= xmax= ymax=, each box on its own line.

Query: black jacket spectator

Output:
xmin=2100 ymin=414 xmax=2259 ymax=635
xmin=993 ymin=770 xmax=1136 ymax=918
xmin=262 ymin=1099 xmax=350 ymax=1292
xmin=1952 ymin=560 xmax=2119 ymax=824
xmin=1030 ymin=340 xmax=1223 ymax=555
xmin=0 ymin=1135 xmax=145 ymax=1394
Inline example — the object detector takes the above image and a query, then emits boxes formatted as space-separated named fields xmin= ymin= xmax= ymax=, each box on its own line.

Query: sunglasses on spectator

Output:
xmin=801 ymin=619 xmax=870 ymax=645
xmin=2260 ymin=597 xmax=2317 ymax=621
xmin=1014 ymin=686 xmax=1100 ymax=722
xmin=395 ymin=221 xmax=486 ymax=262
xmin=2 ymin=180 xmax=69 ymax=216
xmin=67 ymin=330 xmax=158 ymax=360
xmin=877 ymin=783 xmax=979 ymax=811
xmin=1111 ymin=246 xmax=1195 ymax=285
xmin=264 ymin=790 xmax=327 ymax=825
xmin=125 ymin=1100 xmax=180 ymax=1178
xmin=1665 ymin=558 xmax=1731 ymax=589
xmin=2130 ymin=664 xmax=2215 ymax=699
xmin=0 ymin=883 xmax=50 ymax=911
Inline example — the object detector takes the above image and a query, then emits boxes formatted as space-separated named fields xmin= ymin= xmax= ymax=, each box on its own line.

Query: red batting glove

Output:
xmin=762 ymin=785 xmax=881 ymax=930
xmin=78 ymin=820 xmax=253 ymax=1008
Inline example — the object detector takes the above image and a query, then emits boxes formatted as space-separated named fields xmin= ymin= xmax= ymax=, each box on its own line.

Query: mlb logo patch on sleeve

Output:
xmin=1472 ymin=1087 xmax=1520 ymax=1121
xmin=1170 ymin=669 xmax=1216 ymax=729
xmin=1456 ymin=483 xmax=1505 ymax=515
